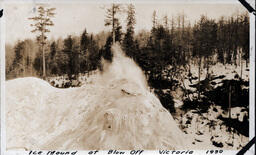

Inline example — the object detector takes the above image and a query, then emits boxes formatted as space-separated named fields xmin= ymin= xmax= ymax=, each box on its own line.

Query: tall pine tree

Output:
xmin=104 ymin=4 xmax=122 ymax=43
xmin=28 ymin=6 xmax=56 ymax=79
xmin=123 ymin=4 xmax=136 ymax=58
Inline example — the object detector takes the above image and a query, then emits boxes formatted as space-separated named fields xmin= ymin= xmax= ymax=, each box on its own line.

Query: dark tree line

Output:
xmin=6 ymin=32 xmax=101 ymax=79
xmin=6 ymin=5 xmax=249 ymax=85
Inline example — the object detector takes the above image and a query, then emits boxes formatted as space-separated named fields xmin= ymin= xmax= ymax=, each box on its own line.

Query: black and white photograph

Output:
xmin=1 ymin=0 xmax=255 ymax=154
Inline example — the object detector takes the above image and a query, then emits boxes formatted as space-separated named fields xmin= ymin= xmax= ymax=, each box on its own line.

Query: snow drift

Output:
xmin=6 ymin=43 xmax=188 ymax=150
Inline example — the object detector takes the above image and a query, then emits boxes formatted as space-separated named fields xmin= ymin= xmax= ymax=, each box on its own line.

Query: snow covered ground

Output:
xmin=5 ymin=44 xmax=249 ymax=150
xmin=174 ymin=105 xmax=249 ymax=150
xmin=182 ymin=62 xmax=249 ymax=93
xmin=170 ymin=61 xmax=250 ymax=150
xmin=6 ymin=44 xmax=189 ymax=150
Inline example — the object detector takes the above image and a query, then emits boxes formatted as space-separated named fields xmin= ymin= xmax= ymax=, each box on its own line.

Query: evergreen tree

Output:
xmin=29 ymin=6 xmax=56 ymax=79
xmin=80 ymin=29 xmax=90 ymax=72
xmin=13 ymin=41 xmax=26 ymax=76
xmin=87 ymin=34 xmax=100 ymax=71
xmin=80 ymin=29 xmax=90 ymax=53
xmin=101 ymin=35 xmax=113 ymax=61
xmin=63 ymin=35 xmax=80 ymax=80
xmin=48 ymin=41 xmax=58 ymax=75
xmin=9 ymin=40 xmax=36 ymax=77
xmin=104 ymin=4 xmax=122 ymax=43
xmin=50 ymin=41 xmax=57 ymax=60
xmin=123 ymin=4 xmax=136 ymax=58
xmin=152 ymin=10 xmax=157 ymax=33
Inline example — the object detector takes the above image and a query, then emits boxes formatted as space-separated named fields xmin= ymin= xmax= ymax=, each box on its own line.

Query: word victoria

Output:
xmin=159 ymin=150 xmax=193 ymax=154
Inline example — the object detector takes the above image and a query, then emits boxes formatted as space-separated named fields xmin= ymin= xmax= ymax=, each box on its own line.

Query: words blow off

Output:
xmin=89 ymin=150 xmax=144 ymax=154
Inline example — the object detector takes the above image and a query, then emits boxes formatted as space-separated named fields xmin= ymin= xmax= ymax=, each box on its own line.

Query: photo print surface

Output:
xmin=2 ymin=0 xmax=253 ymax=152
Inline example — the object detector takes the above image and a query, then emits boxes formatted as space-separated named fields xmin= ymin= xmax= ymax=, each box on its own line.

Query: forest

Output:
xmin=5 ymin=5 xmax=249 ymax=81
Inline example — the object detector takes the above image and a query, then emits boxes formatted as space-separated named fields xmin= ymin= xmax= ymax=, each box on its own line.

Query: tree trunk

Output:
xmin=42 ymin=23 xmax=46 ymax=80
xmin=235 ymin=48 xmax=239 ymax=68
xmin=198 ymin=57 xmax=201 ymax=100
xmin=30 ymin=51 xmax=33 ymax=76
xmin=240 ymin=48 xmax=243 ymax=79
xmin=112 ymin=4 xmax=115 ymax=43
xmin=42 ymin=43 xmax=46 ymax=79
xmin=223 ymin=51 xmax=226 ymax=66
xmin=23 ymin=54 xmax=26 ymax=77
xmin=229 ymin=84 xmax=231 ymax=119
xmin=206 ymin=57 xmax=210 ymax=79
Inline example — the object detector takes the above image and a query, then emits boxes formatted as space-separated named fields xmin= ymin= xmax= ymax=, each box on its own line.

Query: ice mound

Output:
xmin=6 ymin=43 xmax=188 ymax=150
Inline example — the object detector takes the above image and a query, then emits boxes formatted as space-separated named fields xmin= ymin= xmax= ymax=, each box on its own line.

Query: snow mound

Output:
xmin=6 ymin=43 xmax=188 ymax=150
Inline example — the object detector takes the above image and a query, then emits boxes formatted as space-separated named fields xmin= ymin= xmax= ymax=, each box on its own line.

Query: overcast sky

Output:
xmin=4 ymin=1 xmax=247 ymax=44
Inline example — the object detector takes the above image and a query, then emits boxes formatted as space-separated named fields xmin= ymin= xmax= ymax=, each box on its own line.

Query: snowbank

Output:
xmin=175 ymin=105 xmax=249 ymax=150
xmin=180 ymin=62 xmax=250 ymax=95
xmin=6 ymin=44 xmax=188 ymax=150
